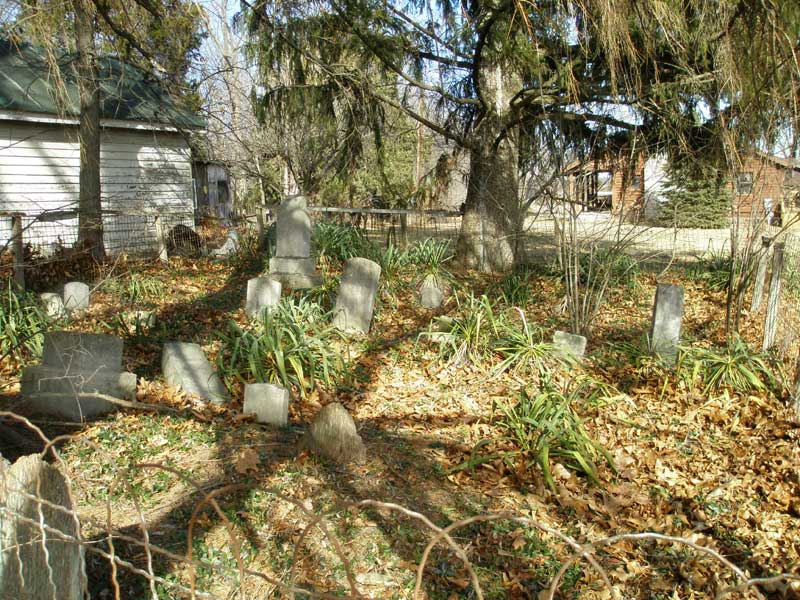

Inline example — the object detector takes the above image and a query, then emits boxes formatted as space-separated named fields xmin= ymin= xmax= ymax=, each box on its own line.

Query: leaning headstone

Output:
xmin=301 ymin=402 xmax=366 ymax=464
xmin=162 ymin=342 xmax=229 ymax=404
xmin=21 ymin=332 xmax=136 ymax=421
xmin=211 ymin=229 xmax=241 ymax=258
xmin=419 ymin=277 xmax=444 ymax=309
xmin=0 ymin=454 xmax=85 ymax=600
xmin=650 ymin=283 xmax=684 ymax=365
xmin=62 ymin=281 xmax=89 ymax=312
xmin=243 ymin=383 xmax=290 ymax=426
xmin=245 ymin=277 xmax=282 ymax=319
xmin=333 ymin=257 xmax=381 ymax=334
xmin=40 ymin=292 xmax=66 ymax=319
xmin=269 ymin=196 xmax=322 ymax=288
xmin=553 ymin=330 xmax=587 ymax=358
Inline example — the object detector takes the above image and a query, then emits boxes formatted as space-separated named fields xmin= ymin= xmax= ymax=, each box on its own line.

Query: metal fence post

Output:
xmin=154 ymin=215 xmax=168 ymax=264
xmin=762 ymin=241 xmax=785 ymax=351
xmin=750 ymin=235 xmax=772 ymax=312
xmin=11 ymin=214 xmax=24 ymax=289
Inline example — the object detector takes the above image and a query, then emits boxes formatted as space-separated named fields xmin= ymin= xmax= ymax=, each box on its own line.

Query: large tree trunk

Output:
xmin=73 ymin=0 xmax=105 ymax=260
xmin=455 ymin=45 xmax=522 ymax=273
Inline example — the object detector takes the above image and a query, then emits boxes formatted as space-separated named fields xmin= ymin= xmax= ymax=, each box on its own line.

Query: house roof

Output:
xmin=755 ymin=151 xmax=800 ymax=171
xmin=0 ymin=38 xmax=205 ymax=130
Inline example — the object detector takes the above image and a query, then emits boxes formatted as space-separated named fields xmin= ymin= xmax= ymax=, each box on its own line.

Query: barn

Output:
xmin=0 ymin=38 xmax=204 ymax=256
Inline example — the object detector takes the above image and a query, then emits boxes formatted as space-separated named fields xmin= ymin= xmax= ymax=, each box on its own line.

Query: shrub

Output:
xmin=492 ymin=308 xmax=566 ymax=377
xmin=0 ymin=281 xmax=49 ymax=365
xmin=216 ymin=298 xmax=346 ymax=397
xmin=312 ymin=221 xmax=377 ymax=267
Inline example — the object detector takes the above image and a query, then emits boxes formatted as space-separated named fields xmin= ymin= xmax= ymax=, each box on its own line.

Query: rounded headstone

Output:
xmin=301 ymin=402 xmax=366 ymax=464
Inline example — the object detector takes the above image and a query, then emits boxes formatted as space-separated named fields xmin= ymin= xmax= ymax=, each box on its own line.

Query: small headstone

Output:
xmin=333 ymin=257 xmax=381 ymax=334
xmin=553 ymin=331 xmax=587 ymax=357
xmin=245 ymin=277 xmax=282 ymax=319
xmin=243 ymin=383 xmax=290 ymax=425
xmin=211 ymin=230 xmax=241 ymax=258
xmin=40 ymin=292 xmax=66 ymax=319
xmin=0 ymin=454 xmax=85 ymax=600
xmin=134 ymin=310 xmax=157 ymax=329
xmin=62 ymin=281 xmax=89 ymax=312
xmin=269 ymin=196 xmax=322 ymax=289
xmin=650 ymin=283 xmax=684 ymax=365
xmin=22 ymin=331 xmax=136 ymax=421
xmin=419 ymin=278 xmax=444 ymax=309
xmin=301 ymin=402 xmax=366 ymax=464
xmin=162 ymin=342 xmax=229 ymax=404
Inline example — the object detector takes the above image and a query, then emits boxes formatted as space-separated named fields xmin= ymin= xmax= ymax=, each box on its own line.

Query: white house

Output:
xmin=0 ymin=38 xmax=205 ymax=255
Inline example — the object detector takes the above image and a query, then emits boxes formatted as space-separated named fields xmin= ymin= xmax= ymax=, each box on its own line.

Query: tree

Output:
xmin=242 ymin=0 xmax=799 ymax=272
xmin=654 ymin=163 xmax=730 ymax=229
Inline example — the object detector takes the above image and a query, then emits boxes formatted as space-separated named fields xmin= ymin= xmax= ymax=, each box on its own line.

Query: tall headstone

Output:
xmin=243 ymin=383 xmax=290 ymax=425
xmin=162 ymin=342 xmax=229 ymax=404
xmin=0 ymin=455 xmax=85 ymax=600
xmin=553 ymin=330 xmax=587 ymax=358
xmin=650 ymin=283 xmax=684 ymax=366
xmin=269 ymin=196 xmax=322 ymax=288
xmin=62 ymin=282 xmax=90 ymax=312
xmin=333 ymin=257 xmax=381 ymax=334
xmin=245 ymin=277 xmax=282 ymax=319
xmin=21 ymin=332 xmax=136 ymax=421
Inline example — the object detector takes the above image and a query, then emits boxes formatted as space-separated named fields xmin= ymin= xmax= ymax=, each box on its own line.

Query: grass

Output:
xmin=312 ymin=221 xmax=378 ymax=267
xmin=681 ymin=336 xmax=779 ymax=395
xmin=0 ymin=280 xmax=49 ymax=366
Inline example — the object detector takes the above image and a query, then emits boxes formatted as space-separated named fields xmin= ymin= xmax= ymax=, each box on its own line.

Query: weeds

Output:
xmin=682 ymin=336 xmax=779 ymax=395
xmin=408 ymin=238 xmax=454 ymax=288
xmin=312 ymin=221 xmax=377 ymax=268
xmin=497 ymin=269 xmax=536 ymax=306
xmin=106 ymin=273 xmax=165 ymax=305
xmin=422 ymin=294 xmax=501 ymax=366
xmin=492 ymin=308 xmax=565 ymax=377
xmin=0 ymin=281 xmax=49 ymax=366
xmin=688 ymin=249 xmax=732 ymax=292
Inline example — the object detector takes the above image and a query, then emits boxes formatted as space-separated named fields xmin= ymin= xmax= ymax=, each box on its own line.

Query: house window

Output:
xmin=736 ymin=172 xmax=753 ymax=194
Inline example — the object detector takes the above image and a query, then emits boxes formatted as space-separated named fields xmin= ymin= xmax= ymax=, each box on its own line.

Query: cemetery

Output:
xmin=1 ymin=194 xmax=799 ymax=599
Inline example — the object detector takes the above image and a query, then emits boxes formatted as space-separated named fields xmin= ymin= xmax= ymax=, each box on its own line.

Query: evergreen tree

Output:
xmin=655 ymin=165 xmax=730 ymax=229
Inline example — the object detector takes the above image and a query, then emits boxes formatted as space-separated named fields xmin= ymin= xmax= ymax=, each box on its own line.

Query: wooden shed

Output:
xmin=0 ymin=38 xmax=204 ymax=255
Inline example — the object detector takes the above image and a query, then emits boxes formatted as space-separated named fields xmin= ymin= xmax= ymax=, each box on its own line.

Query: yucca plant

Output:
xmin=685 ymin=337 xmax=778 ymax=395
xmin=497 ymin=381 xmax=615 ymax=491
xmin=216 ymin=297 xmax=346 ymax=397
xmin=0 ymin=281 xmax=49 ymax=365
xmin=421 ymin=293 xmax=501 ymax=366
xmin=378 ymin=244 xmax=409 ymax=305
xmin=498 ymin=269 xmax=535 ymax=306
xmin=408 ymin=238 xmax=455 ymax=288
xmin=492 ymin=308 xmax=567 ymax=377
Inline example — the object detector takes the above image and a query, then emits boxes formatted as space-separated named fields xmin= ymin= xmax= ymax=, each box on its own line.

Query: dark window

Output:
xmin=736 ymin=172 xmax=753 ymax=194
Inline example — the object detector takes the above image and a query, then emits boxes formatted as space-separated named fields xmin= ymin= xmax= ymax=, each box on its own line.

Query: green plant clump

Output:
xmin=422 ymin=293 xmax=501 ymax=366
xmin=688 ymin=249 xmax=733 ymax=292
xmin=0 ymin=281 xmax=50 ymax=365
xmin=408 ymin=238 xmax=455 ymax=288
xmin=312 ymin=221 xmax=378 ymax=267
xmin=216 ymin=298 xmax=346 ymax=397
xmin=683 ymin=337 xmax=779 ymax=395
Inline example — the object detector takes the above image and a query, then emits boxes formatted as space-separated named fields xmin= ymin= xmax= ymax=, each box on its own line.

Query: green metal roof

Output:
xmin=0 ymin=38 xmax=205 ymax=129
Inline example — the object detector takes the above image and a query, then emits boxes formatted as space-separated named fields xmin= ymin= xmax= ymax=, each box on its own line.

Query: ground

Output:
xmin=1 ymin=247 xmax=799 ymax=600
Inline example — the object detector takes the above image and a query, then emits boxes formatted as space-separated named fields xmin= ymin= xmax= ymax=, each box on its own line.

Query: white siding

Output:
xmin=0 ymin=120 xmax=194 ymax=254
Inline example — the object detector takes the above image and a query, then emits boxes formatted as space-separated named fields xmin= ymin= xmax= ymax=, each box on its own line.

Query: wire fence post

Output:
xmin=762 ymin=241 xmax=784 ymax=351
xmin=11 ymin=213 xmax=25 ymax=290
xmin=750 ymin=235 xmax=772 ymax=312
xmin=154 ymin=215 xmax=168 ymax=264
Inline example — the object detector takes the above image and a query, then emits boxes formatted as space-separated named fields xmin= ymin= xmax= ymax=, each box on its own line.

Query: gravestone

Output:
xmin=268 ymin=196 xmax=322 ymax=288
xmin=21 ymin=332 xmax=136 ymax=421
xmin=162 ymin=342 xmax=229 ymax=404
xmin=650 ymin=283 xmax=684 ymax=365
xmin=211 ymin=229 xmax=241 ymax=258
xmin=62 ymin=282 xmax=89 ymax=312
xmin=301 ymin=402 xmax=366 ymax=464
xmin=0 ymin=454 xmax=85 ymax=600
xmin=40 ymin=292 xmax=66 ymax=319
xmin=419 ymin=277 xmax=444 ymax=309
xmin=134 ymin=310 xmax=157 ymax=330
xmin=243 ymin=383 xmax=290 ymax=426
xmin=553 ymin=331 xmax=587 ymax=357
xmin=245 ymin=277 xmax=282 ymax=319
xmin=333 ymin=257 xmax=381 ymax=334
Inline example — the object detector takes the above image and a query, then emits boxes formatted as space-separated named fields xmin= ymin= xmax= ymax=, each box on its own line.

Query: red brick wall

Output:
xmin=729 ymin=156 xmax=787 ymax=222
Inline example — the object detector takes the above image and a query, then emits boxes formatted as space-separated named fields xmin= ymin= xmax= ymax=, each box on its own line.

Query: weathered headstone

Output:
xmin=268 ymin=196 xmax=322 ymax=288
xmin=245 ymin=277 xmax=282 ymax=319
xmin=650 ymin=283 xmax=684 ymax=365
xmin=211 ymin=229 xmax=241 ymax=258
xmin=243 ymin=383 xmax=290 ymax=426
xmin=162 ymin=342 xmax=229 ymax=404
xmin=40 ymin=292 xmax=66 ymax=319
xmin=333 ymin=257 xmax=381 ymax=334
xmin=553 ymin=330 xmax=587 ymax=357
xmin=62 ymin=282 xmax=89 ymax=312
xmin=134 ymin=310 xmax=157 ymax=330
xmin=301 ymin=402 xmax=366 ymax=464
xmin=419 ymin=277 xmax=444 ymax=309
xmin=0 ymin=454 xmax=85 ymax=600
xmin=21 ymin=332 xmax=136 ymax=421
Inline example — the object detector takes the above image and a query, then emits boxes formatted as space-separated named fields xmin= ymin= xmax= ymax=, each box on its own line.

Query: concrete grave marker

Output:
xmin=650 ymin=283 xmax=684 ymax=365
xmin=211 ymin=229 xmax=241 ymax=258
xmin=553 ymin=330 xmax=587 ymax=358
xmin=419 ymin=277 xmax=444 ymax=309
xmin=22 ymin=332 xmax=136 ymax=421
xmin=162 ymin=342 xmax=229 ymax=404
xmin=0 ymin=455 xmax=85 ymax=600
xmin=301 ymin=402 xmax=366 ymax=464
xmin=62 ymin=281 xmax=89 ymax=312
xmin=245 ymin=277 xmax=282 ymax=319
xmin=40 ymin=292 xmax=65 ymax=319
xmin=333 ymin=257 xmax=381 ymax=334
xmin=243 ymin=383 xmax=290 ymax=426
xmin=269 ymin=195 xmax=322 ymax=288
